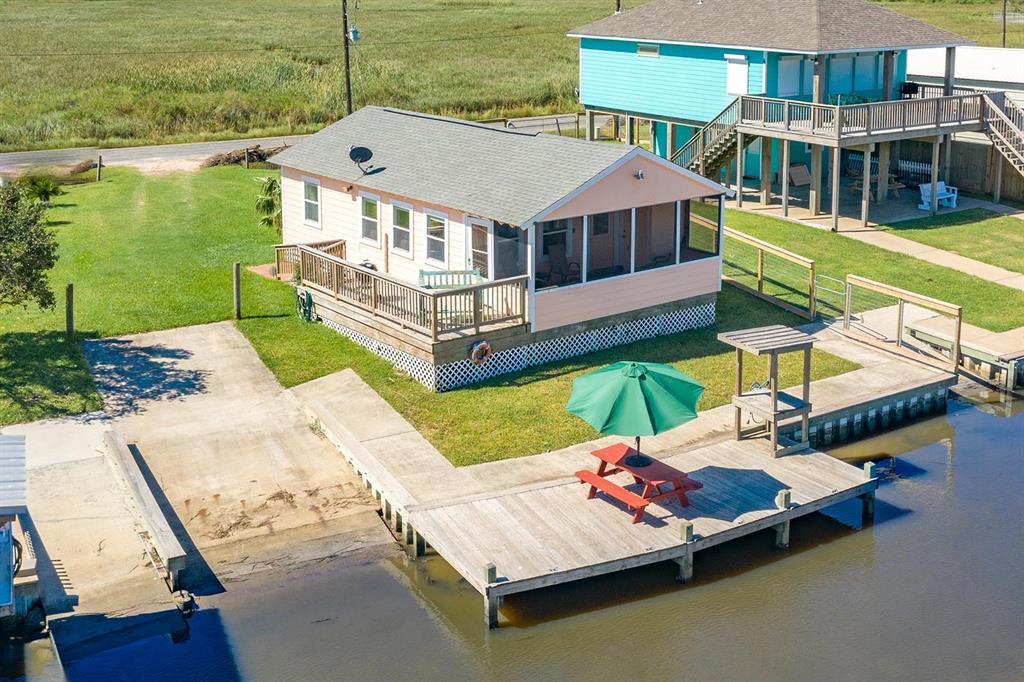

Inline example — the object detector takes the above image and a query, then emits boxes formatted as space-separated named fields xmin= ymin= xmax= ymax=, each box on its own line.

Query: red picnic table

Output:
xmin=575 ymin=443 xmax=703 ymax=524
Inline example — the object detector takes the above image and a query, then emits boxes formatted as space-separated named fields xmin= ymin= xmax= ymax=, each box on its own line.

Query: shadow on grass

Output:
xmin=82 ymin=338 xmax=209 ymax=418
xmin=0 ymin=330 xmax=103 ymax=425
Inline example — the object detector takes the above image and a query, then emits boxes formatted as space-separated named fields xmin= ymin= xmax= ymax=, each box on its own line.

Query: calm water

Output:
xmin=6 ymin=390 xmax=1023 ymax=681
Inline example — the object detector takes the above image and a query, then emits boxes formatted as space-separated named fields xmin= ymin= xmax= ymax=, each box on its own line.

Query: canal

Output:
xmin=5 ymin=389 xmax=1022 ymax=681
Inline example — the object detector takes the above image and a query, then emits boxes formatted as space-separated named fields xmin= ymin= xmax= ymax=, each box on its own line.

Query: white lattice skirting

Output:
xmin=320 ymin=301 xmax=716 ymax=392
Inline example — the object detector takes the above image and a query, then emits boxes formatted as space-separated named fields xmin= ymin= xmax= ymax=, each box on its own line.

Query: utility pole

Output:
xmin=1003 ymin=0 xmax=1008 ymax=49
xmin=342 ymin=0 xmax=353 ymax=116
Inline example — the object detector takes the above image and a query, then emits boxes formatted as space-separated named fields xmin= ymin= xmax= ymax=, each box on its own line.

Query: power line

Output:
xmin=0 ymin=29 xmax=568 ymax=59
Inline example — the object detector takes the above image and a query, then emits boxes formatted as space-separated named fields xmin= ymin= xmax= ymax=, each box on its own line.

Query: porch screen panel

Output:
xmin=535 ymin=217 xmax=583 ymax=288
xmin=634 ymin=202 xmax=677 ymax=272
xmin=680 ymin=199 xmax=720 ymax=262
xmin=585 ymin=209 xmax=631 ymax=282
xmin=493 ymin=223 xmax=527 ymax=279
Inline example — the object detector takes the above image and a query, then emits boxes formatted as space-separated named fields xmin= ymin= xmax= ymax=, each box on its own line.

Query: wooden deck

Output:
xmin=407 ymin=438 xmax=875 ymax=605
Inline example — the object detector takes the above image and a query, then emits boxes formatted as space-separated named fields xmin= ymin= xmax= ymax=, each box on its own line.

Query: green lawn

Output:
xmin=0 ymin=166 xmax=280 ymax=424
xmin=720 ymin=208 xmax=1024 ymax=333
xmin=1 ymin=0 xmax=1019 ymax=151
xmin=0 ymin=166 xmax=859 ymax=465
xmin=239 ymin=284 xmax=859 ymax=464
xmin=879 ymin=209 xmax=1024 ymax=276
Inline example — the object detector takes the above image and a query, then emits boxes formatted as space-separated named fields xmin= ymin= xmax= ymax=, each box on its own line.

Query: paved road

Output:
xmin=0 ymin=113 xmax=611 ymax=174
xmin=0 ymin=135 xmax=309 ymax=174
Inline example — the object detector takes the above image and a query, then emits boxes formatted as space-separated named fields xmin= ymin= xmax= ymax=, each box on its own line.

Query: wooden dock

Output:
xmin=405 ymin=438 xmax=875 ymax=626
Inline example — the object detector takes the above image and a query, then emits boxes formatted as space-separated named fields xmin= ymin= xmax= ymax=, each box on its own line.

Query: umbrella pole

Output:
xmin=625 ymin=435 xmax=653 ymax=467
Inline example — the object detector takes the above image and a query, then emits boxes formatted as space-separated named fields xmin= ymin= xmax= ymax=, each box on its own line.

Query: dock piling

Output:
xmin=484 ymin=563 xmax=499 ymax=629
xmin=861 ymin=461 xmax=877 ymax=522
xmin=676 ymin=521 xmax=695 ymax=583
xmin=774 ymin=489 xmax=792 ymax=548
xmin=413 ymin=530 xmax=426 ymax=557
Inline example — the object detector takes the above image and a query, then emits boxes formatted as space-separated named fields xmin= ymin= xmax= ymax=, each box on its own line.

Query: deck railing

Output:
xmin=736 ymin=93 xmax=986 ymax=142
xmin=275 ymin=239 xmax=346 ymax=278
xmin=295 ymin=244 xmax=528 ymax=341
xmin=671 ymin=98 xmax=740 ymax=170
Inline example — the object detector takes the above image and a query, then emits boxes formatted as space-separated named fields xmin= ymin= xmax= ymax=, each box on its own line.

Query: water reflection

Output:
xmin=10 ymin=392 xmax=1023 ymax=681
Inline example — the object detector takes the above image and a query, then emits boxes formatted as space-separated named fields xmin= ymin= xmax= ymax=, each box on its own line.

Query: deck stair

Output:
xmin=983 ymin=94 xmax=1024 ymax=175
xmin=671 ymin=98 xmax=745 ymax=176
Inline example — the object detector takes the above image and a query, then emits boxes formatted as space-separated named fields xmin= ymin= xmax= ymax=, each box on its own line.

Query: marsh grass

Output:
xmin=1 ymin=0 xmax=1018 ymax=151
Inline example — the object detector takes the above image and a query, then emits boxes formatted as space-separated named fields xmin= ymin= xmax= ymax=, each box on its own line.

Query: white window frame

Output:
xmin=424 ymin=209 xmax=448 ymax=267
xmin=725 ymin=54 xmax=749 ymax=96
xmin=359 ymin=192 xmax=380 ymax=247
xmin=539 ymin=218 xmax=573 ymax=262
xmin=302 ymin=176 xmax=321 ymax=228
xmin=390 ymin=200 xmax=413 ymax=258
xmin=637 ymin=43 xmax=660 ymax=58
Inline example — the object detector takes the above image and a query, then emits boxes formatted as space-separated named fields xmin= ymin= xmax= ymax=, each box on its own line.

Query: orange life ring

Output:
xmin=470 ymin=341 xmax=493 ymax=366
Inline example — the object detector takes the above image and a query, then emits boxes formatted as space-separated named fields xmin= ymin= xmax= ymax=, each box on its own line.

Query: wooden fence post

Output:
xmin=808 ymin=262 xmax=817 ymax=320
xmin=232 ymin=262 xmax=241 ymax=320
xmin=96 ymin=154 xmax=102 ymax=182
xmin=65 ymin=283 xmax=74 ymax=344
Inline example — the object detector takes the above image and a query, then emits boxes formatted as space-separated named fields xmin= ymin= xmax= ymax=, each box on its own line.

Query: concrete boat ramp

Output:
xmin=294 ymin=325 xmax=954 ymax=627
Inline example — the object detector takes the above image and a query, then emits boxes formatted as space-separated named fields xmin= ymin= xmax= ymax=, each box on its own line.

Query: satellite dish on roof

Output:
xmin=349 ymin=145 xmax=385 ymax=178
xmin=349 ymin=146 xmax=373 ymax=164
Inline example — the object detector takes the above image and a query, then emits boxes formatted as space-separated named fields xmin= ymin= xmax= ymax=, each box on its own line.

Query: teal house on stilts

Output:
xmin=570 ymin=0 xmax=1024 ymax=229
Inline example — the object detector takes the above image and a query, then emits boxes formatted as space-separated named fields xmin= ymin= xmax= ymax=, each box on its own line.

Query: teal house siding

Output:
xmin=580 ymin=38 xmax=765 ymax=122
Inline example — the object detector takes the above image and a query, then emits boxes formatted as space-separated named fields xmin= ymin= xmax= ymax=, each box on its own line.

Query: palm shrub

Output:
xmin=255 ymin=176 xmax=282 ymax=234
xmin=18 ymin=174 xmax=64 ymax=204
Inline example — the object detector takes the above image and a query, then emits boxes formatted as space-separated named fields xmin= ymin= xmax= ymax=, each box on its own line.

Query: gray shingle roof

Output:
xmin=274 ymin=107 xmax=696 ymax=227
xmin=569 ymin=0 xmax=972 ymax=54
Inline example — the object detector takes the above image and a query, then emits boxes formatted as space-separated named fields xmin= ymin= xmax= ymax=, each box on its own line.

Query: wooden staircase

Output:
xmin=670 ymin=98 xmax=745 ymax=176
xmin=983 ymin=93 xmax=1024 ymax=176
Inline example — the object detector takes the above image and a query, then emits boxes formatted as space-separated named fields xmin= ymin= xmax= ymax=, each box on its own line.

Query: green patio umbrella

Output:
xmin=566 ymin=361 xmax=705 ymax=467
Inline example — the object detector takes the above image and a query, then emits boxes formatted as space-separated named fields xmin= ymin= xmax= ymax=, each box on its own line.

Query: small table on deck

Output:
xmin=577 ymin=443 xmax=703 ymax=523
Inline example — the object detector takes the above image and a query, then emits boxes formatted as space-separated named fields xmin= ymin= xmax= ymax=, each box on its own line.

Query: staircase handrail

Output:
xmin=983 ymin=94 xmax=1024 ymax=167
xmin=670 ymin=97 xmax=740 ymax=171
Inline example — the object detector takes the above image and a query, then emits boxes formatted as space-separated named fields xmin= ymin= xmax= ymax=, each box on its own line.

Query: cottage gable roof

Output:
xmin=272 ymin=107 xmax=723 ymax=227
xmin=569 ymin=0 xmax=972 ymax=54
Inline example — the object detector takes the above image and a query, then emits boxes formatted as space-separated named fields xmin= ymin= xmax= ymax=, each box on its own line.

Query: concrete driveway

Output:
xmin=82 ymin=322 xmax=392 ymax=586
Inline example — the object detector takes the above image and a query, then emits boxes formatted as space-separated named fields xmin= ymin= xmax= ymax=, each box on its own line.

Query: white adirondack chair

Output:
xmin=918 ymin=181 xmax=958 ymax=210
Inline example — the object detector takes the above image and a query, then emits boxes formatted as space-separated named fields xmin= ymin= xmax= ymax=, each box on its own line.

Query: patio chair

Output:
xmin=536 ymin=243 xmax=581 ymax=287
xmin=917 ymin=181 xmax=958 ymax=211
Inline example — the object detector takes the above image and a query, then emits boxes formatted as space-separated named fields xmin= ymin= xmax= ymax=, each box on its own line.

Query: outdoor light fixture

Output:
xmin=634 ymin=169 xmax=645 ymax=180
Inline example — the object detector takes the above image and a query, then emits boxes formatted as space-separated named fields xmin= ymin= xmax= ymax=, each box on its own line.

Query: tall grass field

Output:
xmin=0 ymin=0 xmax=1020 ymax=152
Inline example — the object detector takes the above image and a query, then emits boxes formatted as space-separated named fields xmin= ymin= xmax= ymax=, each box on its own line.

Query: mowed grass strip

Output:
xmin=238 ymin=283 xmax=859 ymax=465
xmin=720 ymin=208 xmax=1024 ymax=333
xmin=879 ymin=209 xmax=1024 ymax=276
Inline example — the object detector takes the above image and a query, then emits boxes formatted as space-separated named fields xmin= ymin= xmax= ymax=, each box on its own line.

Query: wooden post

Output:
xmin=843 ymin=281 xmax=853 ymax=330
xmin=801 ymin=347 xmax=811 ymax=443
xmin=404 ymin=522 xmax=414 ymax=545
xmin=676 ymin=520 xmax=694 ymax=583
xmin=96 ymin=154 xmax=102 ymax=181
xmin=413 ymin=530 xmax=426 ymax=557
xmin=472 ymin=289 xmax=482 ymax=334
xmin=860 ymin=143 xmax=873 ymax=228
xmin=484 ymin=563 xmax=498 ymax=628
xmin=881 ymin=51 xmax=895 ymax=101
xmin=930 ymin=137 xmax=941 ymax=215
xmin=875 ymin=142 xmax=890 ymax=203
xmin=575 ymin=112 xmax=581 ymax=140
xmin=65 ymin=283 xmax=74 ymax=344
xmin=943 ymin=46 xmax=956 ymax=96
xmin=756 ymin=248 xmax=765 ymax=293
xmin=992 ymin=148 xmax=1003 ymax=204
xmin=382 ymin=232 xmax=390 ymax=273
xmin=667 ymin=123 xmax=676 ymax=159
xmin=586 ymin=110 xmax=596 ymax=141
xmin=430 ymin=296 xmax=439 ymax=342
xmin=809 ymin=145 xmax=822 ymax=216
xmin=769 ymin=353 xmax=779 ymax=453
xmin=734 ymin=348 xmax=743 ymax=440
xmin=952 ymin=313 xmax=963 ymax=372
xmin=759 ymin=138 xmax=772 ymax=205
xmin=774 ymin=489 xmax=791 ymax=548
xmin=861 ymin=461 xmax=876 ymax=522
xmin=808 ymin=262 xmax=817 ymax=320
xmin=896 ymin=299 xmax=905 ymax=347
xmin=232 ymin=262 xmax=241 ymax=320
xmin=613 ymin=114 xmax=621 ymax=141
xmin=781 ymin=140 xmax=791 ymax=216
xmin=244 ymin=148 xmax=250 ymax=169
xmin=812 ymin=57 xmax=824 ymax=104
xmin=830 ymin=147 xmax=841 ymax=231
xmin=735 ymin=132 xmax=745 ymax=207
xmin=626 ymin=116 xmax=636 ymax=145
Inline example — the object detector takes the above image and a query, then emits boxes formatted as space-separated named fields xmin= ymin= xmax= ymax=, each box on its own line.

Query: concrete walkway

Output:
xmin=730 ymin=183 xmax=1024 ymax=292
